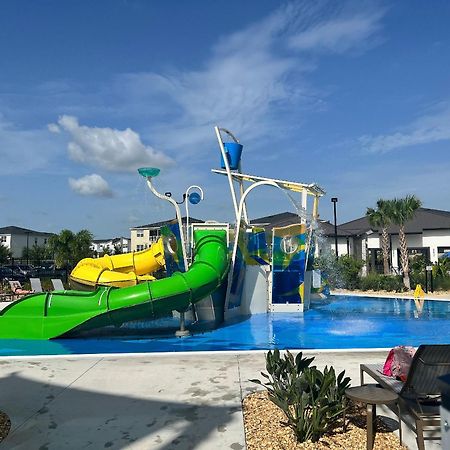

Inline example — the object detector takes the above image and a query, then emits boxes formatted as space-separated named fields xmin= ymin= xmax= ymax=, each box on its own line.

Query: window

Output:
xmin=34 ymin=238 xmax=38 ymax=245
xmin=0 ymin=236 xmax=6 ymax=243
xmin=137 ymin=230 xmax=144 ymax=238
xmin=136 ymin=244 xmax=144 ymax=251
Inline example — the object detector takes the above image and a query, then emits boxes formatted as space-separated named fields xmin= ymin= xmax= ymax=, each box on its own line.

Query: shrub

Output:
xmin=360 ymin=273 xmax=404 ymax=292
xmin=336 ymin=255 xmax=363 ymax=290
xmin=435 ymin=276 xmax=450 ymax=291
xmin=250 ymin=350 xmax=350 ymax=443
xmin=359 ymin=273 xmax=381 ymax=291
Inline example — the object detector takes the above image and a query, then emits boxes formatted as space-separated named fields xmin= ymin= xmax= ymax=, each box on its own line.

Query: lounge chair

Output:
xmin=8 ymin=280 xmax=34 ymax=298
xmin=29 ymin=278 xmax=43 ymax=293
xmin=361 ymin=344 xmax=450 ymax=450
xmin=51 ymin=279 xmax=65 ymax=290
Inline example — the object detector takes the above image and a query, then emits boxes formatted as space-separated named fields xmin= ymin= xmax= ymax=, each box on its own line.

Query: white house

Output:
xmin=339 ymin=208 xmax=450 ymax=273
xmin=0 ymin=226 xmax=54 ymax=258
xmin=91 ymin=237 xmax=130 ymax=255
xmin=251 ymin=208 xmax=450 ymax=274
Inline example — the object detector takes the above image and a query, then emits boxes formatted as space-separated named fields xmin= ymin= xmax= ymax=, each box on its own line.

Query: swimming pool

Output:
xmin=1 ymin=295 xmax=449 ymax=356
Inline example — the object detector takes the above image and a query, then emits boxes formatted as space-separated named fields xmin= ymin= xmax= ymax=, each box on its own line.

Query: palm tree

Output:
xmin=49 ymin=229 xmax=93 ymax=269
xmin=389 ymin=195 xmax=422 ymax=290
xmin=366 ymin=199 xmax=392 ymax=275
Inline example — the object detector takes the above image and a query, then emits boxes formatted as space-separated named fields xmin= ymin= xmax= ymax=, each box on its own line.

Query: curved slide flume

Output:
xmin=0 ymin=230 xmax=229 ymax=339
xmin=70 ymin=238 xmax=166 ymax=289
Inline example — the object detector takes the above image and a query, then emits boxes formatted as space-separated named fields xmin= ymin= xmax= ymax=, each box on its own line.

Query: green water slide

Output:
xmin=0 ymin=230 xmax=229 ymax=340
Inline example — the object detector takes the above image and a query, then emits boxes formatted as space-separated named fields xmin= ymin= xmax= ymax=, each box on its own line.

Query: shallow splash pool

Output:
xmin=1 ymin=295 xmax=450 ymax=356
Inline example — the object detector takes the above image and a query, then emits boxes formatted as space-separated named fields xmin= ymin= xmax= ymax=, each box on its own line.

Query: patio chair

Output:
xmin=7 ymin=280 xmax=34 ymax=298
xmin=29 ymin=278 xmax=43 ymax=293
xmin=361 ymin=344 xmax=450 ymax=450
xmin=51 ymin=279 xmax=65 ymax=290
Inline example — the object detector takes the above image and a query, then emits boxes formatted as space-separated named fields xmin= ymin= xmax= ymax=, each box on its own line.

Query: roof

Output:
xmin=0 ymin=226 xmax=53 ymax=237
xmin=132 ymin=217 xmax=205 ymax=230
xmin=340 ymin=207 xmax=450 ymax=235
xmin=251 ymin=212 xmax=349 ymax=236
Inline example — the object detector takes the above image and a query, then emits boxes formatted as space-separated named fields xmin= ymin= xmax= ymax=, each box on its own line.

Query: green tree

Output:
xmin=389 ymin=195 xmax=422 ymax=290
xmin=48 ymin=229 xmax=94 ymax=269
xmin=101 ymin=246 xmax=112 ymax=256
xmin=113 ymin=244 xmax=123 ymax=255
xmin=366 ymin=199 xmax=392 ymax=275
xmin=0 ymin=243 xmax=12 ymax=264
xmin=22 ymin=243 xmax=52 ymax=265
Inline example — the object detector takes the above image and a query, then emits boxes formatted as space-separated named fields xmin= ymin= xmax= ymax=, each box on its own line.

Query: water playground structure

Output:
xmin=0 ymin=127 xmax=325 ymax=340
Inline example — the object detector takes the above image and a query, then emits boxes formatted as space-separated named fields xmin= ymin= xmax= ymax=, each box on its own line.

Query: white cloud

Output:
xmin=47 ymin=123 xmax=60 ymax=133
xmin=289 ymin=12 xmax=384 ymax=54
xmin=68 ymin=174 xmax=113 ymax=197
xmin=56 ymin=115 xmax=174 ymax=172
xmin=117 ymin=2 xmax=386 ymax=154
xmin=0 ymin=115 xmax=62 ymax=174
xmin=359 ymin=105 xmax=450 ymax=153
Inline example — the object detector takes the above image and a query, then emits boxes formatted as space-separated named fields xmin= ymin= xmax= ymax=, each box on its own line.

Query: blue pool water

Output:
xmin=1 ymin=295 xmax=450 ymax=356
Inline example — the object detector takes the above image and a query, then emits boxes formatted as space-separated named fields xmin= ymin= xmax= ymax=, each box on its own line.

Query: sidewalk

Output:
xmin=0 ymin=351 xmax=442 ymax=449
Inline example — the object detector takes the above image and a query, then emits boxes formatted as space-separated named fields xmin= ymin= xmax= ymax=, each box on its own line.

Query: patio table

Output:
xmin=345 ymin=384 xmax=402 ymax=450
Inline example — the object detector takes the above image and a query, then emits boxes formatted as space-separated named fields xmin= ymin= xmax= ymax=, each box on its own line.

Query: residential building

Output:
xmin=251 ymin=208 xmax=450 ymax=273
xmin=0 ymin=226 xmax=53 ymax=258
xmin=91 ymin=237 xmax=131 ymax=255
xmin=130 ymin=217 xmax=204 ymax=251
xmin=339 ymin=207 xmax=450 ymax=273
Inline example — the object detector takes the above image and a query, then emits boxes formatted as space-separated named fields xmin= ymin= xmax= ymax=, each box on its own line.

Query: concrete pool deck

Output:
xmin=0 ymin=350 xmax=442 ymax=449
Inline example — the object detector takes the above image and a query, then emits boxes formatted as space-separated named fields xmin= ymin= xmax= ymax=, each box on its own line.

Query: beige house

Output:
xmin=130 ymin=217 xmax=204 ymax=252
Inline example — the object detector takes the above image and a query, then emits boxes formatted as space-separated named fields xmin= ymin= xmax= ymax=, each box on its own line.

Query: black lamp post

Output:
xmin=331 ymin=197 xmax=338 ymax=260
xmin=26 ymin=231 xmax=30 ymax=265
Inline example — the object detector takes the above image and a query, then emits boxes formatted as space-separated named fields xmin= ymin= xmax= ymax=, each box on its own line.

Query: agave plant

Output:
xmin=250 ymin=350 xmax=351 ymax=443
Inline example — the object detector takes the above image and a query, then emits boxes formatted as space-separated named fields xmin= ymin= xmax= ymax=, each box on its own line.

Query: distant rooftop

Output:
xmin=340 ymin=207 xmax=450 ymax=235
xmin=251 ymin=212 xmax=350 ymax=236
xmin=131 ymin=217 xmax=204 ymax=230
xmin=0 ymin=226 xmax=53 ymax=237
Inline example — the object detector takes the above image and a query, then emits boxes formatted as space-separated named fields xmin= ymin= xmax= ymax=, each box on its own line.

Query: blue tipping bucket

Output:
xmin=220 ymin=142 xmax=243 ymax=170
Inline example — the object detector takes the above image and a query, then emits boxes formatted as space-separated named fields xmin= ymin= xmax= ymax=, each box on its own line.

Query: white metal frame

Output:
xmin=144 ymin=176 xmax=189 ymax=272
xmin=213 ymin=125 xmax=326 ymax=315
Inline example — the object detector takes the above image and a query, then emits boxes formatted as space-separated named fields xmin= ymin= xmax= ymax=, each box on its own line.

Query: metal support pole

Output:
xmin=175 ymin=311 xmax=190 ymax=337
xmin=331 ymin=198 xmax=338 ymax=260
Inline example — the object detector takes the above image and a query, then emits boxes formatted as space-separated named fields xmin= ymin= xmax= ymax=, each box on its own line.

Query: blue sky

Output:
xmin=1 ymin=0 xmax=449 ymax=238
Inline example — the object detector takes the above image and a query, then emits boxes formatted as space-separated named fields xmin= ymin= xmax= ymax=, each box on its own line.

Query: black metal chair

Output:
xmin=361 ymin=344 xmax=450 ymax=450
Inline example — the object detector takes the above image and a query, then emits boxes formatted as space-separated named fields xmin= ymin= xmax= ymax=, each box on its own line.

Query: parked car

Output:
xmin=0 ymin=267 xmax=27 ymax=283
xmin=2 ymin=264 xmax=37 ymax=277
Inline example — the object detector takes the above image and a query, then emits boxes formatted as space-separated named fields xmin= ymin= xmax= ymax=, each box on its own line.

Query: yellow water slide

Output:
xmin=70 ymin=238 xmax=166 ymax=289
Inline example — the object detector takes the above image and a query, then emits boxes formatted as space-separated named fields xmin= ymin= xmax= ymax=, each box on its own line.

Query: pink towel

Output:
xmin=383 ymin=346 xmax=416 ymax=382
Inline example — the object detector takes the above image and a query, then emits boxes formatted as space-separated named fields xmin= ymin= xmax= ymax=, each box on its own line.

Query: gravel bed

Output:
xmin=243 ymin=391 xmax=406 ymax=449
xmin=0 ymin=411 xmax=11 ymax=442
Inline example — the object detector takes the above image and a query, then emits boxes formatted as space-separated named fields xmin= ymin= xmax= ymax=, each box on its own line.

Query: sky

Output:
xmin=1 ymin=0 xmax=450 ymax=238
